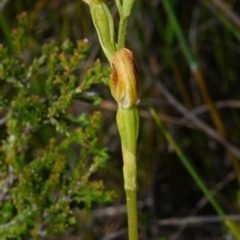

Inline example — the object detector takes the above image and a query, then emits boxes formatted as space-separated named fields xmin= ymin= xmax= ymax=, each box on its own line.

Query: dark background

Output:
xmin=1 ymin=0 xmax=240 ymax=239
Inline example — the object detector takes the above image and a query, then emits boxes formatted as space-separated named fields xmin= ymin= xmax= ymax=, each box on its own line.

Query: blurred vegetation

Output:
xmin=0 ymin=11 xmax=115 ymax=240
xmin=0 ymin=0 xmax=240 ymax=239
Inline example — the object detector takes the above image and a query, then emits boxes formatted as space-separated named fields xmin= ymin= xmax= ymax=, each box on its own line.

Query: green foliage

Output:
xmin=0 ymin=14 xmax=114 ymax=239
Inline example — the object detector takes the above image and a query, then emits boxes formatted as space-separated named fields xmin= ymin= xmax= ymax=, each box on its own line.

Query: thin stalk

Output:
xmin=161 ymin=0 xmax=198 ymax=71
xmin=126 ymin=189 xmax=138 ymax=240
xmin=117 ymin=15 xmax=129 ymax=49
xmin=162 ymin=0 xmax=226 ymax=138
xmin=192 ymin=68 xmax=226 ymax=137
xmin=110 ymin=47 xmax=140 ymax=240
xmin=115 ymin=0 xmax=122 ymax=12
xmin=150 ymin=108 xmax=240 ymax=239
xmin=170 ymin=60 xmax=193 ymax=109
xmin=150 ymin=2 xmax=193 ymax=109
xmin=117 ymin=107 xmax=139 ymax=240
xmin=117 ymin=0 xmax=135 ymax=49
xmin=82 ymin=1 xmax=139 ymax=238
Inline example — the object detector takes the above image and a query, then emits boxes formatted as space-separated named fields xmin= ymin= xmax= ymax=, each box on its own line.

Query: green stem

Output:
xmin=117 ymin=0 xmax=135 ymax=49
xmin=115 ymin=0 xmax=122 ymax=13
xmin=117 ymin=107 xmax=139 ymax=240
xmin=117 ymin=16 xmax=129 ymax=49
xmin=84 ymin=0 xmax=139 ymax=238
xmin=126 ymin=189 xmax=138 ymax=240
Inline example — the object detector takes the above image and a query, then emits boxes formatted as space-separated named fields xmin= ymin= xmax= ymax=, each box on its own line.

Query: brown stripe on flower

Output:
xmin=110 ymin=48 xmax=140 ymax=109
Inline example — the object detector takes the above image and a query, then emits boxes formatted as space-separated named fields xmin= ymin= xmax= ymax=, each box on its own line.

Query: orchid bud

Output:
xmin=110 ymin=48 xmax=139 ymax=109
